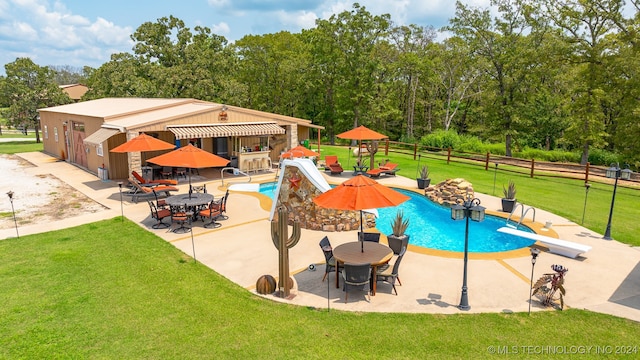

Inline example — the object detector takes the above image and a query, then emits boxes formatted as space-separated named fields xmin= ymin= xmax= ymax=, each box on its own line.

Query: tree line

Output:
xmin=1 ymin=1 xmax=639 ymax=167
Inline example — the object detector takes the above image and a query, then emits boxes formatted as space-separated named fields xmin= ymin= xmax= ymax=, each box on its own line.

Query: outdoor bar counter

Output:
xmin=237 ymin=150 xmax=271 ymax=172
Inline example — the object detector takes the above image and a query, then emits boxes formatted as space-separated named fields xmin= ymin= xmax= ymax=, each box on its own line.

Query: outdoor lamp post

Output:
xmin=492 ymin=163 xmax=499 ymax=196
xmin=582 ymin=183 xmax=591 ymax=225
xmin=528 ymin=247 xmax=541 ymax=315
xmin=450 ymin=190 xmax=485 ymax=310
xmin=6 ymin=191 xmax=19 ymax=238
xmin=603 ymin=164 xmax=632 ymax=240
xmin=117 ymin=182 xmax=124 ymax=221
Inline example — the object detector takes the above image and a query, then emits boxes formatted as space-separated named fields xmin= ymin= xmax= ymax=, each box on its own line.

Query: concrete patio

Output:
xmin=2 ymin=151 xmax=639 ymax=321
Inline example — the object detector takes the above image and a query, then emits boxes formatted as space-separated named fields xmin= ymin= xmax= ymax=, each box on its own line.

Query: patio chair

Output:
xmin=213 ymin=189 xmax=229 ymax=220
xmin=198 ymin=200 xmax=222 ymax=228
xmin=319 ymin=236 xmax=343 ymax=283
xmin=358 ymin=232 xmax=381 ymax=243
xmin=148 ymin=200 xmax=171 ymax=229
xmin=132 ymin=170 xmax=177 ymax=186
xmin=161 ymin=167 xmax=174 ymax=179
xmin=386 ymin=235 xmax=409 ymax=286
xmin=176 ymin=167 xmax=187 ymax=180
xmin=153 ymin=189 xmax=168 ymax=209
xmin=342 ymin=263 xmax=372 ymax=303
xmin=170 ymin=204 xmax=191 ymax=233
xmin=190 ymin=184 xmax=207 ymax=193
xmin=375 ymin=247 xmax=406 ymax=295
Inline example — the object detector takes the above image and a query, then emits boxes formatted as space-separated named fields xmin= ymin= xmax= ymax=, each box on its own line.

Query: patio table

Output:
xmin=165 ymin=193 xmax=214 ymax=220
xmin=333 ymin=241 xmax=393 ymax=295
xmin=353 ymin=165 xmax=369 ymax=175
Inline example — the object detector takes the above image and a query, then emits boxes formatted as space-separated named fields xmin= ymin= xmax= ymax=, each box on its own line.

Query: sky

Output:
xmin=0 ymin=0 xmax=493 ymax=75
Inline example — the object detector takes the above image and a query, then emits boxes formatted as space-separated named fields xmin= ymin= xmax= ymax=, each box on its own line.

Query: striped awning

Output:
xmin=83 ymin=128 xmax=120 ymax=146
xmin=168 ymin=122 xmax=285 ymax=139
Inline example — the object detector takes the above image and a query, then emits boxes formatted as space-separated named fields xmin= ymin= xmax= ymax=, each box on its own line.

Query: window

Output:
xmin=44 ymin=125 xmax=48 ymax=139
xmin=54 ymin=127 xmax=58 ymax=142
xmin=97 ymin=144 xmax=103 ymax=157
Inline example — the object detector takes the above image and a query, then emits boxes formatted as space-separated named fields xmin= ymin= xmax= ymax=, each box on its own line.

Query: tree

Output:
xmin=2 ymin=58 xmax=72 ymax=142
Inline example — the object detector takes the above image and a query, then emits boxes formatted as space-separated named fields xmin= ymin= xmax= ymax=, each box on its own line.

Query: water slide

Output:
xmin=268 ymin=158 xmax=331 ymax=220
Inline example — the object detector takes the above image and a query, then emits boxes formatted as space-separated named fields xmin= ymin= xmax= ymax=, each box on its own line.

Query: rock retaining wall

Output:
xmin=424 ymin=178 xmax=474 ymax=206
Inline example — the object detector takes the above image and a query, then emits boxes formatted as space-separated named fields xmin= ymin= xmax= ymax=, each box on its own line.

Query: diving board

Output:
xmin=497 ymin=227 xmax=592 ymax=259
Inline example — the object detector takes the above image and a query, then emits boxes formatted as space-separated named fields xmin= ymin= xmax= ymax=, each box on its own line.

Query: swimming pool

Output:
xmin=259 ymin=182 xmax=535 ymax=253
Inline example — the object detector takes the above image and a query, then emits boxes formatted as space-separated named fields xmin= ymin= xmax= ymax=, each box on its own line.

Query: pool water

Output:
xmin=259 ymin=183 xmax=535 ymax=253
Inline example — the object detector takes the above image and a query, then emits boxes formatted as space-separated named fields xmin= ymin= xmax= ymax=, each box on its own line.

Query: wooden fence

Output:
xmin=373 ymin=140 xmax=640 ymax=189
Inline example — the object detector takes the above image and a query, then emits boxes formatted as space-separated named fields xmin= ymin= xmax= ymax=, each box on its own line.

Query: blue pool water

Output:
xmin=258 ymin=183 xmax=535 ymax=253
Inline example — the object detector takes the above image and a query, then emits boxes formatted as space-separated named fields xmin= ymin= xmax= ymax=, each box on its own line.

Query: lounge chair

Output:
xmin=324 ymin=155 xmax=344 ymax=175
xmin=366 ymin=161 xmax=400 ymax=178
xmin=127 ymin=178 xmax=178 ymax=203
xmin=132 ymin=170 xmax=177 ymax=186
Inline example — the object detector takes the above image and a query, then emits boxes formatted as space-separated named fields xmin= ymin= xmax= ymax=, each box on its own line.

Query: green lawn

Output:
xmin=319 ymin=146 xmax=640 ymax=247
xmin=1 ymin=219 xmax=638 ymax=358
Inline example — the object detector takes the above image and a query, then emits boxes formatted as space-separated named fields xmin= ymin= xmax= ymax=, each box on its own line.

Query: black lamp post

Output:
xmin=603 ymin=164 xmax=632 ymax=240
xmin=450 ymin=190 xmax=485 ymax=311
xmin=581 ymin=183 xmax=591 ymax=225
xmin=492 ymin=163 xmax=499 ymax=196
xmin=117 ymin=182 xmax=124 ymax=221
xmin=6 ymin=191 xmax=19 ymax=238
xmin=528 ymin=247 xmax=540 ymax=315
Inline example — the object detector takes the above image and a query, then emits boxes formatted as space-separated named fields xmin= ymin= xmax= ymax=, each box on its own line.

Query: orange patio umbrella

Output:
xmin=280 ymin=145 xmax=320 ymax=159
xmin=313 ymin=175 xmax=410 ymax=252
xmin=146 ymin=144 xmax=230 ymax=186
xmin=110 ymin=133 xmax=175 ymax=153
xmin=337 ymin=125 xmax=388 ymax=166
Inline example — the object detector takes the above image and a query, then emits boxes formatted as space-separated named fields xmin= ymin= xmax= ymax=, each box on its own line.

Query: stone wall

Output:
xmin=424 ymin=178 xmax=474 ymax=206
xmin=274 ymin=166 xmax=375 ymax=231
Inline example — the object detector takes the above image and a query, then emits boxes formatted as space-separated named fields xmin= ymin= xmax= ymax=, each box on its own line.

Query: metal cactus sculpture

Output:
xmin=271 ymin=206 xmax=301 ymax=298
xmin=366 ymin=140 xmax=379 ymax=169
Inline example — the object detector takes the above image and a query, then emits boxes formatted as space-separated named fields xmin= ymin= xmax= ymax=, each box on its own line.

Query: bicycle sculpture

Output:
xmin=532 ymin=264 xmax=568 ymax=310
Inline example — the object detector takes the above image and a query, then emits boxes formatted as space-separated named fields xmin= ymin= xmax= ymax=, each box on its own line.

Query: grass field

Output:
xmin=1 ymin=219 xmax=638 ymax=358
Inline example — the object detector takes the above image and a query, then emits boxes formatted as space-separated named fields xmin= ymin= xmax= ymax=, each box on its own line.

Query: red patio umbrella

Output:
xmin=313 ymin=175 xmax=410 ymax=252
xmin=146 ymin=144 xmax=230 ymax=186
xmin=280 ymin=145 xmax=320 ymax=159
xmin=337 ymin=125 xmax=388 ymax=166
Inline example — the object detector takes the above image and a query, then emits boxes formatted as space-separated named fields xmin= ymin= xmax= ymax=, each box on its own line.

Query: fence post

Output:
xmin=485 ymin=152 xmax=490 ymax=170
xmin=413 ymin=143 xmax=417 ymax=160
xmin=385 ymin=139 xmax=389 ymax=156
xmin=447 ymin=147 xmax=451 ymax=164
xmin=530 ymin=158 xmax=535 ymax=178
xmin=585 ymin=162 xmax=590 ymax=184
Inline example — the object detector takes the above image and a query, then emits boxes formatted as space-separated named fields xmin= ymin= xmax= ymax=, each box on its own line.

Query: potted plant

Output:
xmin=501 ymin=180 xmax=517 ymax=213
xmin=387 ymin=210 xmax=410 ymax=254
xmin=417 ymin=165 xmax=431 ymax=189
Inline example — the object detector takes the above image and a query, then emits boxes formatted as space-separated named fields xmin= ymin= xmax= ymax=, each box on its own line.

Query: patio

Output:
xmin=3 ymin=151 xmax=640 ymax=320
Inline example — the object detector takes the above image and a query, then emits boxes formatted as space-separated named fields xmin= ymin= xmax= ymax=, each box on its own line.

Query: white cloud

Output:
xmin=211 ymin=22 xmax=230 ymax=36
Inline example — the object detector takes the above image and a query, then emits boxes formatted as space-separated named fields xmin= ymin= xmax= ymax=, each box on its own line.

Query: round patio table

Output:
xmin=165 ymin=193 xmax=214 ymax=220
xmin=333 ymin=241 xmax=393 ymax=295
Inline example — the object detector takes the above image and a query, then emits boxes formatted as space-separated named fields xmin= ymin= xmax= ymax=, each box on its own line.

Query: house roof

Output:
xmin=39 ymin=98 xmax=324 ymax=130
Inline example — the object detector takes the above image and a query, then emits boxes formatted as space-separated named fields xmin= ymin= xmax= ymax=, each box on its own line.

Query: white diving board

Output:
xmin=497 ymin=227 xmax=592 ymax=259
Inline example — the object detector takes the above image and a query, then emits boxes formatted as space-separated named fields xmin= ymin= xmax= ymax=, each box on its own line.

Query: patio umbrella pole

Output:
xmin=360 ymin=210 xmax=364 ymax=253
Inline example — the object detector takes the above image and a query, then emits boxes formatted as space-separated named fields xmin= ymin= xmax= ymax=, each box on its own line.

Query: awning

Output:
xmin=168 ymin=122 xmax=285 ymax=140
xmin=83 ymin=128 xmax=120 ymax=146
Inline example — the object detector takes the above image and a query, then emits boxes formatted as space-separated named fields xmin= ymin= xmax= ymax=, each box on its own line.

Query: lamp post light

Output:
xmin=492 ymin=163 xmax=499 ymax=196
xmin=528 ymin=247 xmax=541 ymax=315
xmin=6 ymin=191 xmax=19 ymax=238
xmin=117 ymin=182 xmax=124 ymax=222
xmin=450 ymin=190 xmax=485 ymax=311
xmin=581 ymin=183 xmax=591 ymax=225
xmin=603 ymin=163 xmax=632 ymax=240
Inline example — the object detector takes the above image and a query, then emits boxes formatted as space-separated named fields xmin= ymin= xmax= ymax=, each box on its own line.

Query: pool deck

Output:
xmin=3 ymin=152 xmax=640 ymax=321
